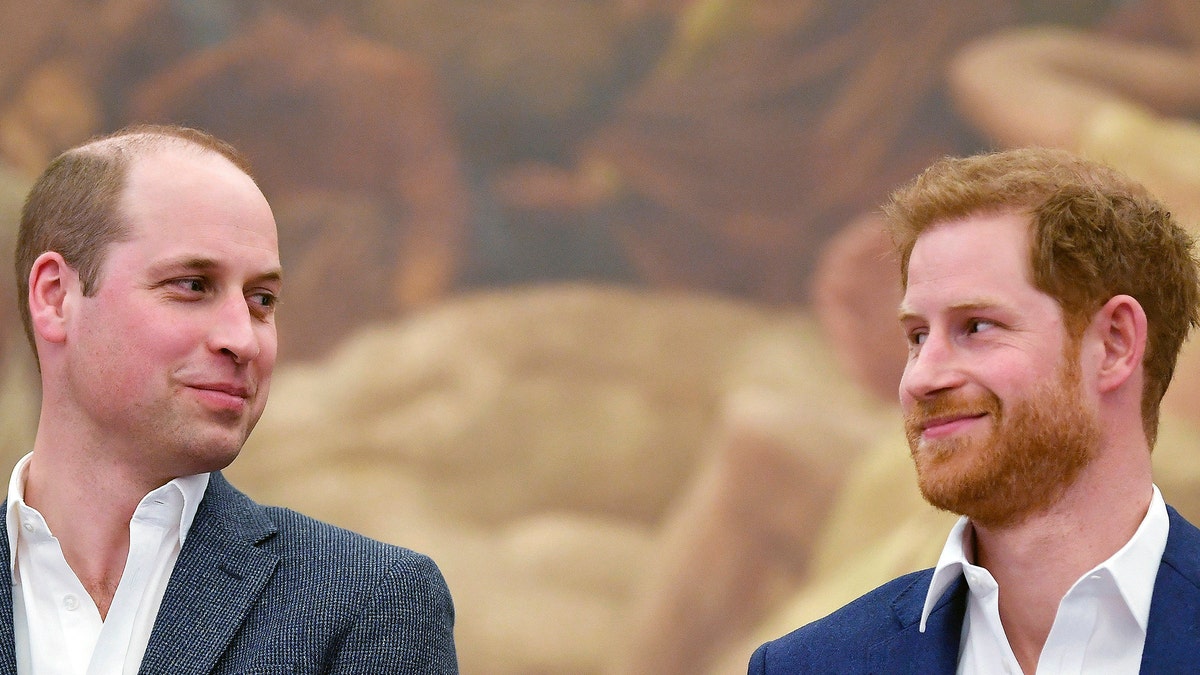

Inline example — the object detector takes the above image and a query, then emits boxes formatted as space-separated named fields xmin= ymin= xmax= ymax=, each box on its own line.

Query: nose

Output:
xmin=208 ymin=294 xmax=262 ymax=363
xmin=899 ymin=330 xmax=966 ymax=402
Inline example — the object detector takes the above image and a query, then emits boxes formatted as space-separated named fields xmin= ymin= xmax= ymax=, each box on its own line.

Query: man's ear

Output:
xmin=27 ymin=252 xmax=77 ymax=345
xmin=1093 ymin=294 xmax=1147 ymax=394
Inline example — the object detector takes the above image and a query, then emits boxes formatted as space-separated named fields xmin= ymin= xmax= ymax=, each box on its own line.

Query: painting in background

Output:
xmin=4 ymin=1 xmax=1199 ymax=672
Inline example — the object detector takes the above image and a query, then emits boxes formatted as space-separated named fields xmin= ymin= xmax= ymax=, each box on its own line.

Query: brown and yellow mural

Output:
xmin=2 ymin=0 xmax=1200 ymax=672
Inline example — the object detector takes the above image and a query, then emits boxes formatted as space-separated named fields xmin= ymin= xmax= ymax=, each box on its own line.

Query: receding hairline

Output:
xmin=64 ymin=125 xmax=257 ymax=180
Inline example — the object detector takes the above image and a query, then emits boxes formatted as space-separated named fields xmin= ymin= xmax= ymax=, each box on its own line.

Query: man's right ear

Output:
xmin=27 ymin=252 xmax=77 ymax=344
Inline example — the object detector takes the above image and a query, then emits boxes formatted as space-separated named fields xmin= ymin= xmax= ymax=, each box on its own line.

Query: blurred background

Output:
xmin=3 ymin=0 xmax=1200 ymax=672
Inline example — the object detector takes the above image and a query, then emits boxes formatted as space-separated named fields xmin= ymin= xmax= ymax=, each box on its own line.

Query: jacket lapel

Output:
xmin=137 ymin=473 xmax=279 ymax=675
xmin=868 ymin=573 xmax=964 ymax=675
xmin=0 ymin=508 xmax=15 ymax=675
xmin=865 ymin=505 xmax=1200 ymax=674
xmin=1141 ymin=505 xmax=1200 ymax=672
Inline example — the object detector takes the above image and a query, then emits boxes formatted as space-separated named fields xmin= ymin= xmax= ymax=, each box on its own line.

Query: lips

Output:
xmin=189 ymin=382 xmax=252 ymax=398
xmin=918 ymin=412 xmax=988 ymax=439
xmin=183 ymin=380 xmax=256 ymax=413
xmin=905 ymin=391 xmax=1000 ymax=444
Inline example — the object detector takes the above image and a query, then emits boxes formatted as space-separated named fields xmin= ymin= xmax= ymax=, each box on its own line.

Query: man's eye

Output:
xmin=249 ymin=292 xmax=277 ymax=310
xmin=967 ymin=319 xmax=996 ymax=334
xmin=908 ymin=330 xmax=927 ymax=346
xmin=173 ymin=278 xmax=206 ymax=293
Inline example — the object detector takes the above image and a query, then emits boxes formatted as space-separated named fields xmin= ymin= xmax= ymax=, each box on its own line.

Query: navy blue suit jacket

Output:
xmin=749 ymin=505 xmax=1200 ymax=674
xmin=0 ymin=472 xmax=457 ymax=674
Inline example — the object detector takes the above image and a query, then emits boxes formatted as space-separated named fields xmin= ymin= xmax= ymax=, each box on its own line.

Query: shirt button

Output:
xmin=21 ymin=523 xmax=33 ymax=533
xmin=63 ymin=594 xmax=79 ymax=611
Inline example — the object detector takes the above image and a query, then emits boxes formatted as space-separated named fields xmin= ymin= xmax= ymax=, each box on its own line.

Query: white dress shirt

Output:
xmin=918 ymin=485 xmax=1168 ymax=674
xmin=5 ymin=453 xmax=209 ymax=675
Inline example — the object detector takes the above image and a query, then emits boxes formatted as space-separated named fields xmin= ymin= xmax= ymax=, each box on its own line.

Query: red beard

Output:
xmin=904 ymin=356 xmax=1100 ymax=528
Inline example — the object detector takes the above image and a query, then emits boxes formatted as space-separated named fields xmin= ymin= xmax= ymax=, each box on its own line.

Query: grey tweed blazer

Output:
xmin=0 ymin=471 xmax=458 ymax=674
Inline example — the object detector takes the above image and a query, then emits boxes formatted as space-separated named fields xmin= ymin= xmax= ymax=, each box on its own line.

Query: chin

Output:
xmin=177 ymin=433 xmax=247 ymax=476
xmin=913 ymin=446 xmax=976 ymax=483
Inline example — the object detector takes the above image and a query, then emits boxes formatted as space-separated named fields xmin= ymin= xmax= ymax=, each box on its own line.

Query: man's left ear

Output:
xmin=1093 ymin=294 xmax=1147 ymax=394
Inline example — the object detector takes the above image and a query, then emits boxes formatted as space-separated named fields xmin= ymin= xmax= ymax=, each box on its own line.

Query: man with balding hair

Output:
xmin=7 ymin=124 xmax=457 ymax=673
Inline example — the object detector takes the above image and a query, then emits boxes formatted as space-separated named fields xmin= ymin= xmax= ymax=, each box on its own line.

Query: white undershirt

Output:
xmin=919 ymin=485 xmax=1169 ymax=675
xmin=5 ymin=453 xmax=209 ymax=675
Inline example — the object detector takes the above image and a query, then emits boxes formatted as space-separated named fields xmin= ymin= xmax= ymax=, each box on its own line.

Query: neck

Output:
xmin=970 ymin=454 xmax=1153 ymax=672
xmin=22 ymin=434 xmax=172 ymax=619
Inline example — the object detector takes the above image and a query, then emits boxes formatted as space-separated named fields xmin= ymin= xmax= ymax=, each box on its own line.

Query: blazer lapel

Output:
xmin=1141 ymin=505 xmax=1200 ymax=672
xmin=137 ymin=473 xmax=279 ymax=675
xmin=0 ymin=508 xmax=16 ymax=675
xmin=868 ymin=573 xmax=964 ymax=675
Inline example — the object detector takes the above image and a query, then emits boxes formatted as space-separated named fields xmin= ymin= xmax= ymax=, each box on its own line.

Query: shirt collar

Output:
xmin=1093 ymin=484 xmax=1168 ymax=633
xmin=919 ymin=485 xmax=1169 ymax=633
xmin=4 ymin=453 xmax=27 ymax=572
xmin=920 ymin=514 xmax=972 ymax=631
xmin=5 ymin=452 xmax=211 ymax=573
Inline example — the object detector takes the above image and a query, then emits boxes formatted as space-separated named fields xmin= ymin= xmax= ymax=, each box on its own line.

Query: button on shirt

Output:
xmin=5 ymin=453 xmax=209 ymax=675
xmin=920 ymin=486 xmax=1169 ymax=675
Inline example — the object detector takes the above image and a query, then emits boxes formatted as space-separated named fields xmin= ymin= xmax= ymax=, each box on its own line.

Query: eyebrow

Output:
xmin=897 ymin=299 xmax=1003 ymax=324
xmin=150 ymin=256 xmax=283 ymax=285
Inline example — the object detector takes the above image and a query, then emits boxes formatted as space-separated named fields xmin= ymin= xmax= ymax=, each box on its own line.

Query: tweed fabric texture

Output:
xmin=0 ymin=471 xmax=457 ymax=674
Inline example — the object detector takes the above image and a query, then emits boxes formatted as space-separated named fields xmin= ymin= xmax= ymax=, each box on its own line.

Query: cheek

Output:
xmin=134 ymin=318 xmax=204 ymax=357
xmin=84 ymin=291 xmax=172 ymax=343
xmin=993 ymin=357 xmax=1063 ymax=397
xmin=256 ymin=324 xmax=279 ymax=366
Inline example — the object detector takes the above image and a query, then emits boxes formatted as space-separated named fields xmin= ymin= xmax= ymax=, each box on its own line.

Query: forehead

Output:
xmin=116 ymin=147 xmax=280 ymax=262
xmin=906 ymin=212 xmax=1032 ymax=286
xmin=899 ymin=211 xmax=1060 ymax=323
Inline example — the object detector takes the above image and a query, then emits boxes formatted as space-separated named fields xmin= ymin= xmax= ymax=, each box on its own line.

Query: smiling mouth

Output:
xmin=921 ymin=412 xmax=986 ymax=430
xmin=186 ymin=383 xmax=254 ymax=413
xmin=916 ymin=412 xmax=990 ymax=440
xmin=189 ymin=382 xmax=251 ymax=398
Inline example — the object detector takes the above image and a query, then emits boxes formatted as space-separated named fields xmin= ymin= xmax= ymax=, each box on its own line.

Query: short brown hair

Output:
xmin=884 ymin=147 xmax=1200 ymax=446
xmin=15 ymin=124 xmax=255 ymax=354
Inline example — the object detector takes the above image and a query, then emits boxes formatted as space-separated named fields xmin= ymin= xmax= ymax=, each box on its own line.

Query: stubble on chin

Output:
xmin=151 ymin=400 xmax=258 ymax=478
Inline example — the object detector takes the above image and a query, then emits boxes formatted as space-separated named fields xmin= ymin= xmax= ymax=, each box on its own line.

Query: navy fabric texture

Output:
xmin=749 ymin=505 xmax=1200 ymax=675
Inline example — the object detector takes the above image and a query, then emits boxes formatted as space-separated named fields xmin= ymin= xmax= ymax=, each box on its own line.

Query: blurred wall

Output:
xmin=5 ymin=1 xmax=1199 ymax=673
